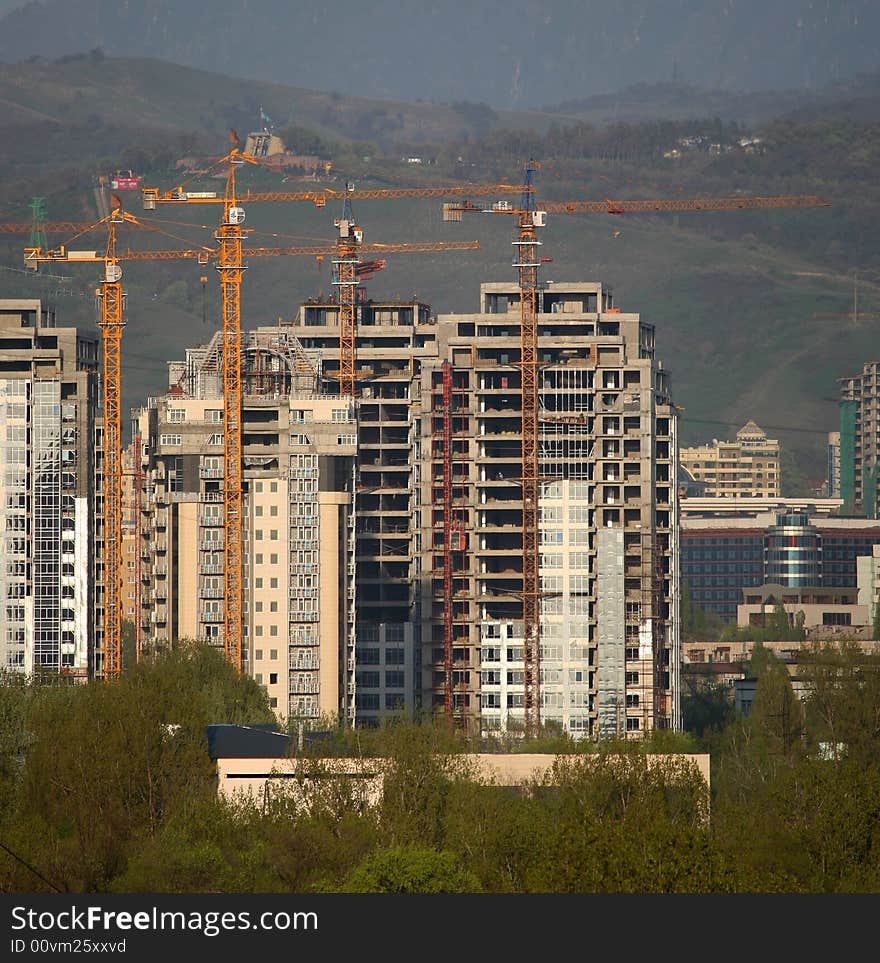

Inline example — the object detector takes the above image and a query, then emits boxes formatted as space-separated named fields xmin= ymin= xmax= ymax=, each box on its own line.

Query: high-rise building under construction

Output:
xmin=136 ymin=279 xmax=680 ymax=737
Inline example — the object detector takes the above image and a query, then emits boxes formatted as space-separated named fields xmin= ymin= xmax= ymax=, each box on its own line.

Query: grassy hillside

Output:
xmin=0 ymin=56 xmax=877 ymax=483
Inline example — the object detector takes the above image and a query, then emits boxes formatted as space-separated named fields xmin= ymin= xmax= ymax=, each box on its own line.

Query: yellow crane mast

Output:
xmin=23 ymin=200 xmax=214 ymax=678
xmin=140 ymin=146 xmax=520 ymax=667
xmin=443 ymin=166 xmax=831 ymax=734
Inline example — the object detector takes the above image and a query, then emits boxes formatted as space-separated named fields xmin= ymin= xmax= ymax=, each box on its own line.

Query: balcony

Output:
xmin=199 ymin=609 xmax=223 ymax=622
xmin=199 ymin=467 xmax=223 ymax=479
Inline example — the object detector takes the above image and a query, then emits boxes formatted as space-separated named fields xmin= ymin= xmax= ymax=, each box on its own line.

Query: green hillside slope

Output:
xmin=0 ymin=56 xmax=875 ymax=485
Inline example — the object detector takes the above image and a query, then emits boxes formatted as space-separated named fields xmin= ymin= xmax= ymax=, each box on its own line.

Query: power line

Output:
xmin=0 ymin=839 xmax=64 ymax=892
xmin=679 ymin=414 xmax=836 ymax=438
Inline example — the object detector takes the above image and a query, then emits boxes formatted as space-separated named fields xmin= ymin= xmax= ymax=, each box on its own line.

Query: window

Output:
xmin=270 ymin=482 xmax=278 ymax=493
xmin=357 ymin=647 xmax=380 ymax=665
xmin=255 ymin=505 xmax=263 ymax=516
xmin=385 ymin=670 xmax=405 ymax=688
xmin=270 ymin=577 xmax=278 ymax=589
xmin=270 ymin=505 xmax=278 ymax=517
xmin=167 ymin=409 xmax=186 ymax=423
xmin=270 ymin=530 xmax=278 ymax=540
xmin=626 ymin=671 xmax=639 ymax=685
xmin=626 ymin=694 xmax=640 ymax=708
xmin=822 ymin=612 xmax=852 ymax=626
xmin=270 ymin=601 xmax=278 ymax=612
xmin=269 ymin=673 xmax=278 ymax=685
xmin=255 ymin=577 xmax=263 ymax=589
xmin=385 ymin=647 xmax=404 ymax=665
xmin=270 ymin=697 xmax=278 ymax=709
xmin=270 ymin=625 xmax=278 ymax=637
xmin=626 ymin=718 xmax=640 ymax=731
xmin=159 ymin=433 xmax=181 ymax=446
xmin=206 ymin=409 xmax=223 ymax=424
xmin=332 ymin=408 xmax=351 ymax=423
xmin=255 ymin=650 xmax=263 ymax=661
xmin=255 ymin=530 xmax=263 ymax=541
xmin=207 ymin=433 xmax=223 ymax=446
xmin=270 ymin=554 xmax=278 ymax=564
xmin=336 ymin=433 xmax=356 ymax=445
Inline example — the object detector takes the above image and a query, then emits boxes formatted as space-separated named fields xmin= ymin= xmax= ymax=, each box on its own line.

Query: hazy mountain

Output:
xmin=547 ymin=70 xmax=880 ymax=126
xmin=1 ymin=1 xmax=878 ymax=109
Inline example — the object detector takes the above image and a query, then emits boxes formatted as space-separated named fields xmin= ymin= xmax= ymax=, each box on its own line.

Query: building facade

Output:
xmin=135 ymin=330 xmax=358 ymax=723
xmin=682 ymin=506 xmax=880 ymax=623
xmin=0 ymin=299 xmax=99 ymax=677
xmin=679 ymin=420 xmax=779 ymax=499
xmin=839 ymin=362 xmax=880 ymax=516
xmin=137 ymin=280 xmax=681 ymax=738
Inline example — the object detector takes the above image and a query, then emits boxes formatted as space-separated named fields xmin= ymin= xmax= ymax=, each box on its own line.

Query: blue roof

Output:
xmin=206 ymin=723 xmax=292 ymax=759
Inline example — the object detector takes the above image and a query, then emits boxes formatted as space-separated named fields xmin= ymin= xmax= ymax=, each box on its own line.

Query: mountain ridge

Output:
xmin=1 ymin=0 xmax=879 ymax=109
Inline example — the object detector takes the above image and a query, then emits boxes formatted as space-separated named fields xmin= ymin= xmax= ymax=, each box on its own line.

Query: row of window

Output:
xmin=355 ymin=671 xmax=406 ymax=689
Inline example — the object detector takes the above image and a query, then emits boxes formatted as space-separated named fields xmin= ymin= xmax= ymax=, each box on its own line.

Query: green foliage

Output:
xmin=798 ymin=640 xmax=880 ymax=768
xmin=344 ymin=846 xmax=481 ymax=893
xmin=722 ymin=605 xmax=806 ymax=644
xmin=682 ymin=678 xmax=737 ymax=742
xmin=680 ymin=583 xmax=725 ymax=641
xmin=0 ymin=643 xmax=272 ymax=892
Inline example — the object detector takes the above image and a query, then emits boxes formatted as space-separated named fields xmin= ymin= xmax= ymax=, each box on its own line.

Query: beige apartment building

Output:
xmin=136 ymin=280 xmax=680 ymax=738
xmin=679 ymin=420 xmax=779 ymax=498
xmin=134 ymin=330 xmax=359 ymax=723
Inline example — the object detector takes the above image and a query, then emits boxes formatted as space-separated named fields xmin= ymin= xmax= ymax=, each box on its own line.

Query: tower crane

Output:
xmin=25 ymin=221 xmax=474 ymax=678
xmin=23 ymin=199 xmax=218 ymax=679
xmin=140 ymin=139 xmax=518 ymax=669
xmin=442 ymin=162 xmax=831 ymax=734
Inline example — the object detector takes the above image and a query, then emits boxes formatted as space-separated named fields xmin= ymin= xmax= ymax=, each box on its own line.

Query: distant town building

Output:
xmin=0 ymin=300 xmax=100 ymax=677
xmin=679 ymin=420 xmax=780 ymax=499
xmin=838 ymin=362 xmax=880 ymax=516
xmin=737 ymin=584 xmax=869 ymax=634
xmin=857 ymin=543 xmax=880 ymax=625
xmin=826 ymin=431 xmax=841 ymax=498
xmin=681 ymin=504 xmax=880 ymax=623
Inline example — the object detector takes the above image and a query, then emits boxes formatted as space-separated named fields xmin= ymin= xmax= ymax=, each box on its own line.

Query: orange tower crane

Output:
xmin=141 ymin=146 xmax=521 ymax=667
xmin=443 ymin=163 xmax=831 ymax=734
xmin=144 ymin=171 xmax=523 ymax=398
xmin=24 ymin=216 xmax=465 ymax=676
xmin=23 ymin=203 xmax=217 ymax=678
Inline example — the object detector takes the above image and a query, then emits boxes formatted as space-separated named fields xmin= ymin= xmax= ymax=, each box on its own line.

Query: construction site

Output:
xmin=0 ymin=135 xmax=832 ymax=739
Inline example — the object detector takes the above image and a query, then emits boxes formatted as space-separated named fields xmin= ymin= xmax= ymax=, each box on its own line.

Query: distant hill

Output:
xmin=0 ymin=55 xmax=555 ymax=146
xmin=1 ymin=0 xmax=879 ymax=109
xmin=0 ymin=55 xmax=876 ymax=485
xmin=545 ymin=72 xmax=880 ymax=127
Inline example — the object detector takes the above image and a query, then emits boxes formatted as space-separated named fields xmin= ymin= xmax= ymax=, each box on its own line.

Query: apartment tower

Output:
xmin=138 ymin=281 xmax=680 ymax=737
xmin=0 ymin=299 xmax=99 ymax=677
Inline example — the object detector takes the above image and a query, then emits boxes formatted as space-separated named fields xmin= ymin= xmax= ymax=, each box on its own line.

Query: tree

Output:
xmin=746 ymin=643 xmax=804 ymax=760
xmin=345 ymin=846 xmax=481 ymax=893
xmin=799 ymin=640 xmax=880 ymax=767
